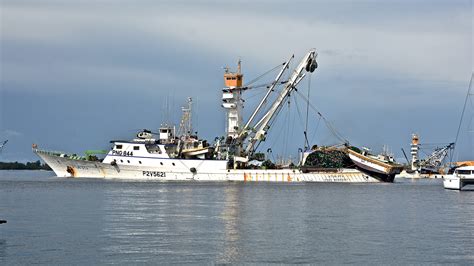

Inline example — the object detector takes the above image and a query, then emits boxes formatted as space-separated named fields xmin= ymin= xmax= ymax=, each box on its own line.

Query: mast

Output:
xmin=410 ymin=134 xmax=419 ymax=171
xmin=222 ymin=60 xmax=244 ymax=139
xmin=178 ymin=97 xmax=193 ymax=139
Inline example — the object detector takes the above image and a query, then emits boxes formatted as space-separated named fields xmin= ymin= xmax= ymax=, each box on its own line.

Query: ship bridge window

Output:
xmin=145 ymin=144 xmax=162 ymax=154
xmin=133 ymin=146 xmax=140 ymax=150
xmin=115 ymin=144 xmax=123 ymax=150
xmin=456 ymin=170 xmax=472 ymax=175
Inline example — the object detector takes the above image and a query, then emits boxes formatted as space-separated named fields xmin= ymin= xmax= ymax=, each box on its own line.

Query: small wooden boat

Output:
xmin=347 ymin=147 xmax=404 ymax=182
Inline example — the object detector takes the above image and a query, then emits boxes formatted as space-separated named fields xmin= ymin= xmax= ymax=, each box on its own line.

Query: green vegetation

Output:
xmin=0 ymin=160 xmax=52 ymax=170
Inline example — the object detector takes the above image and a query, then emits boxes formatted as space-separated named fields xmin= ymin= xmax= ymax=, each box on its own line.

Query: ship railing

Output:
xmin=34 ymin=149 xmax=86 ymax=160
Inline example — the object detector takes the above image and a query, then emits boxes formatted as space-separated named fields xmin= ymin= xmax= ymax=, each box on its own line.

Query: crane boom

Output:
xmin=243 ymin=49 xmax=318 ymax=156
xmin=239 ymin=55 xmax=294 ymax=140
xmin=419 ymin=143 xmax=454 ymax=169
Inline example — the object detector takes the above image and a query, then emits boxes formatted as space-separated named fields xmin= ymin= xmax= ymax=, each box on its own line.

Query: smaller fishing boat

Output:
xmin=347 ymin=147 xmax=403 ymax=182
xmin=443 ymin=166 xmax=474 ymax=190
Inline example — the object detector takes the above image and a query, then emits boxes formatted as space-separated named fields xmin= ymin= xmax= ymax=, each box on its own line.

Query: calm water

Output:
xmin=0 ymin=170 xmax=473 ymax=264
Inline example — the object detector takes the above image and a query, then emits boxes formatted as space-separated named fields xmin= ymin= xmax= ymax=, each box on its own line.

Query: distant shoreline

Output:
xmin=0 ymin=161 xmax=52 ymax=171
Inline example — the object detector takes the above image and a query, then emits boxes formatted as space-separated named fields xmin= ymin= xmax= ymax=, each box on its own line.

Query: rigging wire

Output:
xmin=309 ymin=116 xmax=322 ymax=147
xmin=244 ymin=62 xmax=286 ymax=87
xmin=293 ymin=92 xmax=309 ymax=132
xmin=454 ymin=73 xmax=473 ymax=148
xmin=283 ymin=98 xmax=291 ymax=159
xmin=304 ymin=74 xmax=312 ymax=150
xmin=294 ymin=90 xmax=349 ymax=144
xmin=293 ymin=92 xmax=312 ymax=151
xmin=453 ymin=73 xmax=474 ymax=161
xmin=244 ymin=87 xmax=270 ymax=101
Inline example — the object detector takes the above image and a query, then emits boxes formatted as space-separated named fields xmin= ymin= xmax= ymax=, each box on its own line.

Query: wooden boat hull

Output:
xmin=347 ymin=149 xmax=403 ymax=182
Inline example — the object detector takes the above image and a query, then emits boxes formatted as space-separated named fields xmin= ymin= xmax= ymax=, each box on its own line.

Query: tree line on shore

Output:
xmin=0 ymin=160 xmax=52 ymax=170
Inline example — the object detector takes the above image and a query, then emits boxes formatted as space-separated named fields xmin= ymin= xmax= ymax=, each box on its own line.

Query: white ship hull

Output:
xmin=35 ymin=149 xmax=379 ymax=183
xmin=443 ymin=175 xmax=462 ymax=190
xmin=442 ymin=166 xmax=474 ymax=190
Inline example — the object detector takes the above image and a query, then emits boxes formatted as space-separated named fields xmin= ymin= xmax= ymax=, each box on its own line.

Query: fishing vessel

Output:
xmin=347 ymin=147 xmax=403 ymax=182
xmin=34 ymin=49 xmax=385 ymax=183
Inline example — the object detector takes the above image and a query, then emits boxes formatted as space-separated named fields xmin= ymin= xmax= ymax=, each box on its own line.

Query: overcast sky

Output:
xmin=1 ymin=0 xmax=472 ymax=162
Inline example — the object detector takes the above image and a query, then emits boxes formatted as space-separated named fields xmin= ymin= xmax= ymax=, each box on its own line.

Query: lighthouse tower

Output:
xmin=222 ymin=60 xmax=244 ymax=139
xmin=410 ymin=133 xmax=419 ymax=171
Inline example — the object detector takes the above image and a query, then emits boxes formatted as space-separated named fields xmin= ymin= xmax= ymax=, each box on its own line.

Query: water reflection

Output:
xmin=100 ymin=182 xmax=246 ymax=263
xmin=0 ymin=239 xmax=6 ymax=263
xmin=217 ymin=185 xmax=240 ymax=263
xmin=2 ymin=173 xmax=473 ymax=264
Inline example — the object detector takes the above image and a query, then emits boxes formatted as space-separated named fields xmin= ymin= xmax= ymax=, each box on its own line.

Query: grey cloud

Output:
xmin=1 ymin=0 xmax=472 ymax=161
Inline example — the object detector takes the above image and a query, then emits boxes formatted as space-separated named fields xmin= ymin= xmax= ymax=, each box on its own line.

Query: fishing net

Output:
xmin=303 ymin=148 xmax=353 ymax=168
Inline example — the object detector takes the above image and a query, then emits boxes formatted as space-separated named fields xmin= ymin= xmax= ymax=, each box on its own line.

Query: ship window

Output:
xmin=115 ymin=145 xmax=122 ymax=150
xmin=172 ymin=163 xmax=175 ymax=166
xmin=226 ymin=77 xmax=231 ymax=80
xmin=139 ymin=161 xmax=142 ymax=164
xmin=457 ymin=170 xmax=471 ymax=175
xmin=133 ymin=146 xmax=140 ymax=150
xmin=145 ymin=144 xmax=162 ymax=154
xmin=127 ymin=160 xmax=130 ymax=163
xmin=231 ymin=77 xmax=236 ymax=80
xmin=160 ymin=162 xmax=163 ymax=165
xmin=120 ymin=160 xmax=123 ymax=163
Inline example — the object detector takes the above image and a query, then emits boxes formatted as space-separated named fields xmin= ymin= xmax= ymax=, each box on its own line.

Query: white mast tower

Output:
xmin=222 ymin=60 xmax=244 ymax=139
xmin=410 ymin=133 xmax=419 ymax=171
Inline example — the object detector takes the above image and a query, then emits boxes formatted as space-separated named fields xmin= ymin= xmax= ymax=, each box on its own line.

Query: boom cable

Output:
xmin=453 ymin=73 xmax=474 ymax=158
xmin=244 ymin=62 xmax=286 ymax=87
xmin=304 ymin=74 xmax=312 ymax=150
xmin=294 ymin=90 xmax=349 ymax=144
